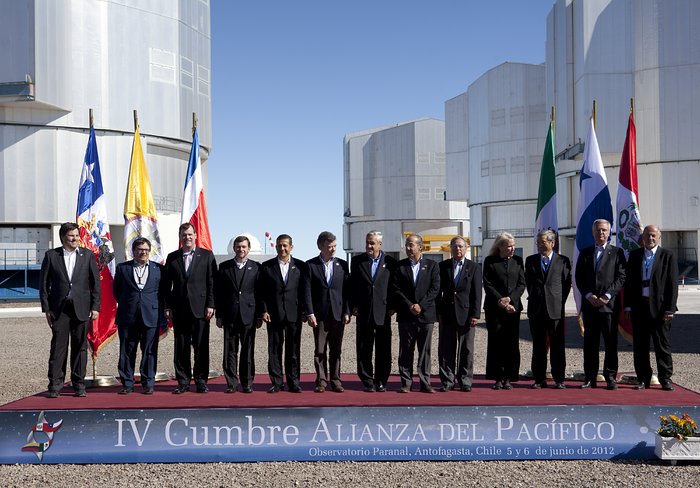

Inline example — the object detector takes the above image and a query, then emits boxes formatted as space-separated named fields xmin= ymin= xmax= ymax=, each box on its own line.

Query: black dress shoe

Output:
xmin=581 ymin=381 xmax=596 ymax=389
xmin=331 ymin=385 xmax=345 ymax=393
xmin=530 ymin=382 xmax=542 ymax=389
xmin=635 ymin=383 xmax=647 ymax=390
xmin=421 ymin=385 xmax=435 ymax=393
xmin=242 ymin=386 xmax=253 ymax=394
xmin=48 ymin=391 xmax=59 ymax=399
xmin=460 ymin=386 xmax=472 ymax=392
xmin=196 ymin=384 xmax=209 ymax=393
xmin=606 ymin=380 xmax=618 ymax=390
xmin=118 ymin=387 xmax=134 ymax=395
xmin=225 ymin=387 xmax=237 ymax=394
xmin=288 ymin=385 xmax=302 ymax=393
xmin=143 ymin=387 xmax=154 ymax=395
xmin=314 ymin=385 xmax=326 ymax=393
xmin=502 ymin=380 xmax=513 ymax=390
xmin=398 ymin=385 xmax=411 ymax=393
xmin=492 ymin=381 xmax=503 ymax=390
xmin=364 ymin=386 xmax=376 ymax=392
xmin=376 ymin=383 xmax=386 ymax=392
xmin=555 ymin=382 xmax=566 ymax=389
xmin=661 ymin=382 xmax=675 ymax=391
xmin=74 ymin=389 xmax=87 ymax=398
xmin=173 ymin=385 xmax=190 ymax=394
xmin=268 ymin=385 xmax=282 ymax=393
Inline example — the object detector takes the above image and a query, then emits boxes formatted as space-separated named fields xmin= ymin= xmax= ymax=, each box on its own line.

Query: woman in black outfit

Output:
xmin=482 ymin=232 xmax=526 ymax=390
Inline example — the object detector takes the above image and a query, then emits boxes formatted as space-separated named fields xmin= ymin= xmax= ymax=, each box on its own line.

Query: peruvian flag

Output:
xmin=615 ymin=112 xmax=643 ymax=343
xmin=181 ymin=127 xmax=212 ymax=250
xmin=77 ymin=126 xmax=117 ymax=359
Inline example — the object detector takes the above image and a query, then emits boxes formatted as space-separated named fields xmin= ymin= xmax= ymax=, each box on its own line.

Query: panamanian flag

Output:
xmin=181 ymin=127 xmax=212 ymax=250
xmin=77 ymin=126 xmax=117 ymax=359
xmin=572 ymin=117 xmax=613 ymax=326
xmin=534 ymin=120 xmax=558 ymax=252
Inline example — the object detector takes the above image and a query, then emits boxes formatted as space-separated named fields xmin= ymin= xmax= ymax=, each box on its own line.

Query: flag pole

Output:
xmin=630 ymin=97 xmax=634 ymax=117
xmin=551 ymin=106 xmax=555 ymax=125
xmin=192 ymin=112 xmax=197 ymax=137
xmin=89 ymin=108 xmax=97 ymax=384
xmin=592 ymin=100 xmax=597 ymax=129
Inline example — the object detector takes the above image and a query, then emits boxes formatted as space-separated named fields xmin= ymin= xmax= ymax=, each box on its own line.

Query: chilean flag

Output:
xmin=77 ymin=126 xmax=118 ymax=359
xmin=181 ymin=128 xmax=212 ymax=250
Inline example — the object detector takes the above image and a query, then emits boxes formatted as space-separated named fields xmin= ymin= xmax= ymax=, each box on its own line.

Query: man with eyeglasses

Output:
xmin=113 ymin=237 xmax=165 ymax=395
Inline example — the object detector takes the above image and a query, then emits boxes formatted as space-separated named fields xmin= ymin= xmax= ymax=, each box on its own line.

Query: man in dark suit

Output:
xmin=164 ymin=223 xmax=217 ymax=394
xmin=40 ymin=222 xmax=101 ymax=398
xmin=215 ymin=235 xmax=260 ymax=394
xmin=575 ymin=219 xmax=626 ymax=390
xmin=525 ymin=230 xmax=572 ymax=389
xmin=305 ymin=231 xmax=350 ymax=393
xmin=113 ymin=237 xmax=164 ymax=395
xmin=392 ymin=234 xmax=440 ymax=393
xmin=437 ymin=236 xmax=482 ymax=392
xmin=350 ymin=231 xmax=396 ymax=393
xmin=258 ymin=234 xmax=307 ymax=393
xmin=625 ymin=225 xmax=679 ymax=391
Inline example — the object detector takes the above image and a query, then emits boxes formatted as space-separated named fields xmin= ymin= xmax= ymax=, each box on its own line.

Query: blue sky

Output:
xmin=208 ymin=0 xmax=554 ymax=260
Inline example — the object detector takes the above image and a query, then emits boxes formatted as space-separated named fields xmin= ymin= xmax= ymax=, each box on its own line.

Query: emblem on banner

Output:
xmin=21 ymin=411 xmax=63 ymax=461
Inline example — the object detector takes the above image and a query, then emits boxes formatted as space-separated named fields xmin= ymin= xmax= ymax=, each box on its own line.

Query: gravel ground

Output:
xmin=1 ymin=290 xmax=699 ymax=486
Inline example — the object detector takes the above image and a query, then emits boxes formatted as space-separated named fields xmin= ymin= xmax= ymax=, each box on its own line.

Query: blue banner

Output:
xmin=2 ymin=405 xmax=697 ymax=464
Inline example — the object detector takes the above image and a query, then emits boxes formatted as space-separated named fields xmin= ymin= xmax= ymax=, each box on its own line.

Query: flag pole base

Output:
xmin=85 ymin=375 xmax=119 ymax=388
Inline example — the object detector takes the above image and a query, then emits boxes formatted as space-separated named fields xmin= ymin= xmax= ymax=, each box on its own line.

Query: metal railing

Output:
xmin=0 ymin=248 xmax=47 ymax=269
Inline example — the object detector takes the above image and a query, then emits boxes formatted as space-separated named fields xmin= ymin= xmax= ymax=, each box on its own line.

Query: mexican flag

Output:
xmin=534 ymin=121 xmax=558 ymax=252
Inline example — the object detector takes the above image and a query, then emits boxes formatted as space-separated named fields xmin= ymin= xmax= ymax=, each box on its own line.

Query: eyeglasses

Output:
xmin=134 ymin=248 xmax=150 ymax=253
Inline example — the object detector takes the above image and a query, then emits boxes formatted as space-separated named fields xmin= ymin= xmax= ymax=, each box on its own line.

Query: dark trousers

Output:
xmin=485 ymin=309 xmax=521 ymax=382
xmin=267 ymin=319 xmax=302 ymax=388
xmin=398 ymin=319 xmax=433 ymax=389
xmin=356 ymin=317 xmax=392 ymax=389
xmin=313 ymin=313 xmax=345 ymax=388
xmin=438 ymin=320 xmax=476 ymax=389
xmin=117 ymin=309 xmax=159 ymax=388
xmin=582 ymin=309 xmax=618 ymax=382
xmin=529 ymin=314 xmax=566 ymax=384
xmin=632 ymin=303 xmax=673 ymax=385
xmin=172 ymin=308 xmax=210 ymax=387
xmin=47 ymin=302 xmax=88 ymax=392
xmin=222 ymin=318 xmax=256 ymax=389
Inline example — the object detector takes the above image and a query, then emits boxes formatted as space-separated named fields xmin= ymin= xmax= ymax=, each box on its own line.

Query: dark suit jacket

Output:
xmin=525 ymin=252 xmax=572 ymax=320
xmin=258 ymin=257 xmax=307 ymax=323
xmin=39 ymin=246 xmax=101 ymax=321
xmin=113 ymin=260 xmax=164 ymax=328
xmin=392 ymin=257 xmax=440 ymax=324
xmin=304 ymin=256 xmax=350 ymax=322
xmin=437 ymin=258 xmax=482 ymax=327
xmin=482 ymin=255 xmax=526 ymax=313
xmin=625 ymin=246 xmax=678 ymax=318
xmin=164 ymin=248 xmax=216 ymax=318
xmin=575 ymin=244 xmax=626 ymax=314
xmin=350 ymin=252 xmax=397 ymax=325
xmin=214 ymin=258 xmax=260 ymax=325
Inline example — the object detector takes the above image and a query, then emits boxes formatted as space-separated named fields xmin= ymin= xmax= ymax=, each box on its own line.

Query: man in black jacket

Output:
xmin=164 ymin=223 xmax=217 ymax=394
xmin=575 ymin=219 xmax=626 ymax=390
xmin=437 ymin=236 xmax=482 ymax=392
xmin=350 ymin=231 xmax=396 ymax=392
xmin=392 ymin=234 xmax=440 ymax=393
xmin=625 ymin=225 xmax=678 ymax=391
xmin=40 ymin=222 xmax=101 ymax=398
xmin=258 ymin=234 xmax=306 ymax=393
xmin=215 ymin=235 xmax=260 ymax=393
xmin=525 ymin=230 xmax=571 ymax=389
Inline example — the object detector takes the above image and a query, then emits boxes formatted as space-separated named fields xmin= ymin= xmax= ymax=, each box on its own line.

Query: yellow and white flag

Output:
xmin=123 ymin=127 xmax=164 ymax=263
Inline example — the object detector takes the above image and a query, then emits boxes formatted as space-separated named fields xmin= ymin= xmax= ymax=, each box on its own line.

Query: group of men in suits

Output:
xmin=39 ymin=219 xmax=679 ymax=397
xmin=524 ymin=220 xmax=678 ymax=392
